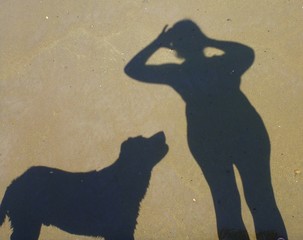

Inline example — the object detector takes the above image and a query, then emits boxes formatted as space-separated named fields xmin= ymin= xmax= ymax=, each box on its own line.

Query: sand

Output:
xmin=0 ymin=1 xmax=302 ymax=239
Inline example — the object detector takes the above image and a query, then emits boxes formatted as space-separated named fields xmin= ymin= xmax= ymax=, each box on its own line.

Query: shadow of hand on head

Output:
xmin=0 ymin=132 xmax=169 ymax=240
xmin=125 ymin=20 xmax=287 ymax=240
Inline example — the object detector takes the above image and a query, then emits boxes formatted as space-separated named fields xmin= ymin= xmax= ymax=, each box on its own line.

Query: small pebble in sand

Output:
xmin=193 ymin=198 xmax=196 ymax=202
xmin=294 ymin=169 xmax=301 ymax=175
xmin=45 ymin=16 xmax=49 ymax=19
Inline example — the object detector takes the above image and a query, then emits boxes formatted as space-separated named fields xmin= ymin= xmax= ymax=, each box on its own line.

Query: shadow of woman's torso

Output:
xmin=172 ymin=56 xmax=269 ymax=164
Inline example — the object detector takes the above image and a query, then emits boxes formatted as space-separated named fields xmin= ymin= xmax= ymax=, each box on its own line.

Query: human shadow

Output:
xmin=124 ymin=20 xmax=287 ymax=240
xmin=0 ymin=131 xmax=169 ymax=240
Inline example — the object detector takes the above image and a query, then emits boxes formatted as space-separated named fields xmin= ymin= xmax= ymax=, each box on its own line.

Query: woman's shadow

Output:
xmin=124 ymin=19 xmax=287 ymax=240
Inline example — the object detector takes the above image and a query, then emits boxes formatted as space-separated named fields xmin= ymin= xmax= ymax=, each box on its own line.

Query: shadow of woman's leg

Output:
xmin=236 ymin=151 xmax=287 ymax=239
xmin=189 ymin=143 xmax=249 ymax=239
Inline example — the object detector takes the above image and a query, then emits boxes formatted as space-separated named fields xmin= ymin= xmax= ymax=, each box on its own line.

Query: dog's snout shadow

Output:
xmin=0 ymin=131 xmax=169 ymax=240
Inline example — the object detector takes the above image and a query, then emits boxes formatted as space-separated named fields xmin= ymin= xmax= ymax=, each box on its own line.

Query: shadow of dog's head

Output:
xmin=119 ymin=131 xmax=169 ymax=169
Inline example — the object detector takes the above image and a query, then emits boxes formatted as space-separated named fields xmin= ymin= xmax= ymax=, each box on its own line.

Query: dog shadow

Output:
xmin=0 ymin=131 xmax=169 ymax=240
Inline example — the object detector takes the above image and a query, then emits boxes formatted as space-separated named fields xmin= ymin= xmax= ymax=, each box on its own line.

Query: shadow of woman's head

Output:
xmin=167 ymin=19 xmax=208 ymax=59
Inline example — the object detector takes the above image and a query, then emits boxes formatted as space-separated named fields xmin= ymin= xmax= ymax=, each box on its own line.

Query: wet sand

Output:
xmin=0 ymin=1 xmax=302 ymax=239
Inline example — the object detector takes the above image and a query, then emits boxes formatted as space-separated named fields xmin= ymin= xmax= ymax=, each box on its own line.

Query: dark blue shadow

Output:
xmin=124 ymin=19 xmax=287 ymax=240
xmin=0 ymin=132 xmax=169 ymax=240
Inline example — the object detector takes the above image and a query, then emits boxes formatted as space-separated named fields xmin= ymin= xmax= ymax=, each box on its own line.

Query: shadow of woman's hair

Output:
xmin=165 ymin=19 xmax=209 ymax=58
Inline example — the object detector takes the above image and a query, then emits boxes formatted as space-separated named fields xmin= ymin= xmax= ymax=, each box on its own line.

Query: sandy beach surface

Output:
xmin=0 ymin=1 xmax=302 ymax=239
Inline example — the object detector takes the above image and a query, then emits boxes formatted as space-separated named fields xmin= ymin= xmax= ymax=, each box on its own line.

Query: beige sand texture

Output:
xmin=0 ymin=1 xmax=302 ymax=239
